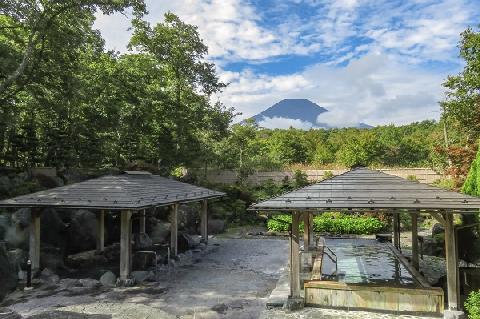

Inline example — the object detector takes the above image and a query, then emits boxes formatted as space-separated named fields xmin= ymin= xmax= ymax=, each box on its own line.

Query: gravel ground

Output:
xmin=5 ymin=238 xmax=289 ymax=319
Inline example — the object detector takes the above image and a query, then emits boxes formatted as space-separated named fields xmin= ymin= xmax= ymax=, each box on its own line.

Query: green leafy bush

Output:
xmin=466 ymin=290 xmax=480 ymax=319
xmin=267 ymin=212 xmax=386 ymax=234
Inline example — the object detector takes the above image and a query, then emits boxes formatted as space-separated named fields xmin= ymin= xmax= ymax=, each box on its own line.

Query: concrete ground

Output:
xmin=3 ymin=236 xmax=444 ymax=319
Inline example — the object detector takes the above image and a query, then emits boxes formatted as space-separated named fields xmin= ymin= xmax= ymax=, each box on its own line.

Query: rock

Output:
xmin=116 ymin=278 xmax=135 ymax=287
xmin=65 ymin=210 xmax=97 ymax=254
xmin=177 ymin=204 xmax=198 ymax=232
xmin=208 ymin=219 xmax=226 ymax=234
xmin=432 ymin=223 xmax=445 ymax=236
xmin=0 ymin=307 xmax=22 ymax=319
xmin=150 ymin=221 xmax=170 ymax=244
xmin=40 ymin=246 xmax=64 ymax=271
xmin=99 ymin=271 xmax=116 ymax=287
xmin=59 ymin=279 xmax=80 ymax=289
xmin=39 ymin=268 xmax=60 ymax=284
xmin=421 ymin=237 xmax=444 ymax=257
xmin=177 ymin=233 xmax=199 ymax=252
xmin=66 ymin=250 xmax=107 ymax=269
xmin=40 ymin=209 xmax=67 ymax=251
xmin=132 ymin=233 xmax=153 ymax=250
xmin=0 ymin=246 xmax=17 ymax=301
xmin=131 ymin=270 xmax=154 ymax=283
xmin=78 ymin=278 xmax=100 ymax=288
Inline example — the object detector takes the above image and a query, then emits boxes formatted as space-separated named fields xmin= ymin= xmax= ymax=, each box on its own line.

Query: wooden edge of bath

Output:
xmin=303 ymin=280 xmax=444 ymax=295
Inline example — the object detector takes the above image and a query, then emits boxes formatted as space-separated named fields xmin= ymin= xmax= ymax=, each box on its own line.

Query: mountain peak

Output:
xmin=252 ymin=99 xmax=327 ymax=124
xmin=250 ymin=99 xmax=371 ymax=129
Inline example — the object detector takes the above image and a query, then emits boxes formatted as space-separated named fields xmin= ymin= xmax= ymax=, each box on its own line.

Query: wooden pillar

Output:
xmin=303 ymin=212 xmax=310 ymax=252
xmin=139 ymin=209 xmax=146 ymax=234
xmin=29 ymin=209 xmax=41 ymax=271
xmin=393 ymin=212 xmax=400 ymax=250
xmin=120 ymin=210 xmax=132 ymax=280
xmin=411 ymin=212 xmax=419 ymax=270
xmin=170 ymin=203 xmax=178 ymax=257
xmin=309 ymin=213 xmax=314 ymax=246
xmin=290 ymin=211 xmax=301 ymax=298
xmin=445 ymin=212 xmax=460 ymax=310
xmin=96 ymin=210 xmax=105 ymax=253
xmin=200 ymin=200 xmax=208 ymax=243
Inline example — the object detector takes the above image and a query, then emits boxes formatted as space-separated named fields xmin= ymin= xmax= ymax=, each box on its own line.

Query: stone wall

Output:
xmin=199 ymin=168 xmax=443 ymax=185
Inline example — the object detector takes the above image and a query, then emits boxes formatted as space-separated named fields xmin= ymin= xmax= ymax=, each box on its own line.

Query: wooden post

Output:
xmin=445 ymin=212 xmax=460 ymax=310
xmin=393 ymin=212 xmax=400 ymax=250
xmin=411 ymin=212 xmax=419 ymax=270
xmin=139 ymin=209 xmax=146 ymax=234
xmin=200 ymin=199 xmax=208 ymax=243
xmin=96 ymin=210 xmax=105 ymax=253
xmin=29 ymin=209 xmax=41 ymax=272
xmin=303 ymin=212 xmax=310 ymax=252
xmin=170 ymin=203 xmax=178 ymax=257
xmin=290 ymin=211 xmax=301 ymax=298
xmin=120 ymin=210 xmax=132 ymax=280
xmin=309 ymin=213 xmax=314 ymax=247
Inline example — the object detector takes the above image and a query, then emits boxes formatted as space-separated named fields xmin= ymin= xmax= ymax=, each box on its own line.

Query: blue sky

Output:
xmin=94 ymin=0 xmax=480 ymax=128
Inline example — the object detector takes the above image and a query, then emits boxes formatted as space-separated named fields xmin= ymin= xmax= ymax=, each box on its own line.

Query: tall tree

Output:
xmin=441 ymin=27 xmax=480 ymax=142
xmin=129 ymin=13 xmax=230 ymax=167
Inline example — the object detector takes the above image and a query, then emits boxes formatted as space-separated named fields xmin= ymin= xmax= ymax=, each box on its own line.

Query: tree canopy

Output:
xmin=0 ymin=5 xmax=234 ymax=172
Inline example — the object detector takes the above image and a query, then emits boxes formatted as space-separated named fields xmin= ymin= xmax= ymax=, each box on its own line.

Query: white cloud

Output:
xmin=258 ymin=116 xmax=314 ymax=130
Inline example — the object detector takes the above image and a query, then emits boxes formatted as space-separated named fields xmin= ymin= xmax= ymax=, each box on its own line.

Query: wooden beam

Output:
xmin=120 ymin=210 xmax=132 ymax=280
xmin=411 ymin=212 xmax=419 ymax=270
xmin=393 ymin=212 xmax=400 ymax=250
xmin=290 ymin=211 xmax=301 ymax=298
xmin=445 ymin=213 xmax=460 ymax=310
xmin=170 ymin=203 xmax=179 ymax=257
xmin=429 ymin=212 xmax=446 ymax=227
xmin=139 ymin=209 xmax=146 ymax=234
xmin=96 ymin=210 xmax=105 ymax=253
xmin=200 ymin=200 xmax=208 ymax=243
xmin=29 ymin=209 xmax=41 ymax=271
xmin=303 ymin=212 xmax=310 ymax=252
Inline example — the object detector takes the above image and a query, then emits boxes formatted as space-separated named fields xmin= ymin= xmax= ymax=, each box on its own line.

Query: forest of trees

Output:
xmin=1 ymin=1 xmax=479 ymax=183
xmin=0 ymin=1 xmax=234 ymax=173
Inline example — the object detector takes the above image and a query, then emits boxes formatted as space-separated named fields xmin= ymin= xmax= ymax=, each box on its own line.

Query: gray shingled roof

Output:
xmin=250 ymin=167 xmax=480 ymax=212
xmin=0 ymin=171 xmax=224 ymax=210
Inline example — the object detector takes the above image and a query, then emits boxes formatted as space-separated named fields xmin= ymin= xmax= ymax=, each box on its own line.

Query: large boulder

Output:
xmin=65 ymin=210 xmax=97 ymax=254
xmin=132 ymin=233 xmax=153 ymax=250
xmin=40 ymin=246 xmax=65 ymax=271
xmin=0 ymin=245 xmax=17 ymax=301
xmin=208 ymin=219 xmax=226 ymax=234
xmin=150 ymin=221 xmax=170 ymax=244
xmin=432 ymin=223 xmax=445 ymax=236
xmin=99 ymin=271 xmax=116 ymax=287
xmin=39 ymin=209 xmax=68 ymax=252
xmin=177 ymin=233 xmax=200 ymax=252
xmin=177 ymin=204 xmax=199 ymax=232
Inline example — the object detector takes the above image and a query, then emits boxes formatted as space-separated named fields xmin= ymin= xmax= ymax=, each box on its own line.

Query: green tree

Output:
xmin=441 ymin=27 xmax=480 ymax=142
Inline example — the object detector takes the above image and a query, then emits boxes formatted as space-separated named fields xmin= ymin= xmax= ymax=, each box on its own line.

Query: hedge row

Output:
xmin=266 ymin=213 xmax=386 ymax=235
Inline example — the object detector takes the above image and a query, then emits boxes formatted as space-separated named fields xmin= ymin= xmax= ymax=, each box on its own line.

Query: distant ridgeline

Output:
xmin=250 ymin=99 xmax=371 ymax=129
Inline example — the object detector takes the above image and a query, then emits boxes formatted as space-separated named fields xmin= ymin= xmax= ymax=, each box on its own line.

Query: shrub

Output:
xmin=267 ymin=213 xmax=386 ymax=234
xmin=466 ymin=290 xmax=480 ymax=319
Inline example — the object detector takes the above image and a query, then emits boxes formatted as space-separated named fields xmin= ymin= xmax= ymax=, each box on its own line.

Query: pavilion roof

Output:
xmin=0 ymin=171 xmax=224 ymax=210
xmin=250 ymin=167 xmax=480 ymax=213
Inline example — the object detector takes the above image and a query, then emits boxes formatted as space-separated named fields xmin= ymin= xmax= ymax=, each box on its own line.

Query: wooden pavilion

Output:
xmin=250 ymin=167 xmax=480 ymax=318
xmin=0 ymin=171 xmax=224 ymax=282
